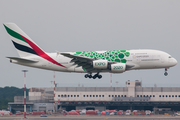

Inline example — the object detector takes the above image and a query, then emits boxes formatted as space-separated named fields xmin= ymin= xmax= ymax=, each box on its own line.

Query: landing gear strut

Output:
xmin=164 ymin=68 xmax=168 ymax=76
xmin=84 ymin=73 xmax=102 ymax=79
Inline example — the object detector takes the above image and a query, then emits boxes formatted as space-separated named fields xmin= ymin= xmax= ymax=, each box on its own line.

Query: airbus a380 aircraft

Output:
xmin=3 ymin=23 xmax=177 ymax=79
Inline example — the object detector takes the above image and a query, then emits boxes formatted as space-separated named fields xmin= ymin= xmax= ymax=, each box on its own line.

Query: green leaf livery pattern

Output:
xmin=74 ymin=50 xmax=130 ymax=63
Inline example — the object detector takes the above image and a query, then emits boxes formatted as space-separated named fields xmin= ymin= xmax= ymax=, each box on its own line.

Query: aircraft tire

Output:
xmin=164 ymin=72 xmax=168 ymax=76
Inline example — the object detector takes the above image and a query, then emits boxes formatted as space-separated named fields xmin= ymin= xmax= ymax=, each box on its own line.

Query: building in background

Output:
xmin=8 ymin=80 xmax=180 ymax=113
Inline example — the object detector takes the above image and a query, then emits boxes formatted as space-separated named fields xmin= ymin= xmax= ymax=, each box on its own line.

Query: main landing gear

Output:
xmin=164 ymin=68 xmax=168 ymax=76
xmin=84 ymin=73 xmax=102 ymax=79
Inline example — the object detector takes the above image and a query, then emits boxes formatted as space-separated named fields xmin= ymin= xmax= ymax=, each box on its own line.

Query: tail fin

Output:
xmin=3 ymin=23 xmax=45 ymax=57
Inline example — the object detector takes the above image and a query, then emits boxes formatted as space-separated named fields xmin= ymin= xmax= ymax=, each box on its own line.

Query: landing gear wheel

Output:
xmin=84 ymin=74 xmax=92 ymax=78
xmin=98 ymin=75 xmax=102 ymax=79
xmin=89 ymin=74 xmax=92 ymax=78
xmin=93 ymin=74 xmax=98 ymax=79
xmin=164 ymin=72 xmax=168 ymax=76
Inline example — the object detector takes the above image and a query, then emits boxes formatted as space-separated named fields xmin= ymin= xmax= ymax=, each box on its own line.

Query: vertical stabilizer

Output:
xmin=3 ymin=23 xmax=44 ymax=57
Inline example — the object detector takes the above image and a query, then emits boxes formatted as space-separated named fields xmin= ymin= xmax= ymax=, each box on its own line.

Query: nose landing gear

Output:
xmin=164 ymin=68 xmax=168 ymax=76
xmin=84 ymin=73 xmax=102 ymax=79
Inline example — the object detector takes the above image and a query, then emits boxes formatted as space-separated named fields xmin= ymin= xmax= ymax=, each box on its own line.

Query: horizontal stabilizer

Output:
xmin=7 ymin=57 xmax=38 ymax=63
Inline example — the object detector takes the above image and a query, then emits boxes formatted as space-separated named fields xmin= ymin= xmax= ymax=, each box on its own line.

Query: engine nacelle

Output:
xmin=111 ymin=63 xmax=126 ymax=73
xmin=93 ymin=60 xmax=108 ymax=69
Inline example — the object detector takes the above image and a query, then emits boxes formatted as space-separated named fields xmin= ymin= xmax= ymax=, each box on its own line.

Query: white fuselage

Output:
xmin=11 ymin=49 xmax=177 ymax=73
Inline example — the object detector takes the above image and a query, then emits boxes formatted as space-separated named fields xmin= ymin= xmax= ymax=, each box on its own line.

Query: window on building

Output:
xmin=124 ymin=95 xmax=126 ymax=97
xmin=147 ymin=95 xmax=148 ymax=97
xmin=153 ymin=95 xmax=155 ymax=97
xmin=112 ymin=95 xmax=114 ymax=97
xmin=140 ymin=95 xmax=142 ymax=97
xmin=166 ymin=95 xmax=168 ymax=97
xmin=99 ymin=95 xmax=101 ymax=97
xmin=175 ymin=95 xmax=177 ymax=97
xmin=118 ymin=95 xmax=120 ymax=97
xmin=143 ymin=95 xmax=145 ymax=97
xmin=90 ymin=95 xmax=92 ymax=97
xmin=87 ymin=95 xmax=88 ymax=97
xmin=169 ymin=95 xmax=171 ymax=97
xmin=179 ymin=95 xmax=180 ymax=97
xmin=159 ymin=95 xmax=161 ymax=97
xmin=58 ymin=95 xmax=60 ymax=97
xmin=137 ymin=95 xmax=139 ymax=97
xmin=71 ymin=95 xmax=73 ymax=97
xmin=64 ymin=94 xmax=66 ymax=97
xmin=115 ymin=95 xmax=117 ymax=97
xmin=74 ymin=95 xmax=76 ymax=97
xmin=102 ymin=95 xmax=104 ymax=97
xmin=121 ymin=95 xmax=123 ymax=97
xmin=109 ymin=95 xmax=111 ymax=97
xmin=93 ymin=95 xmax=95 ymax=97
xmin=96 ymin=95 xmax=98 ymax=97
xmin=61 ymin=95 xmax=63 ymax=97
xmin=68 ymin=95 xmax=70 ymax=97
xmin=83 ymin=95 xmax=85 ymax=97
xmin=172 ymin=95 xmax=174 ymax=97
xmin=77 ymin=95 xmax=79 ymax=97
xmin=150 ymin=95 xmax=152 ymax=97
xmin=162 ymin=95 xmax=164 ymax=97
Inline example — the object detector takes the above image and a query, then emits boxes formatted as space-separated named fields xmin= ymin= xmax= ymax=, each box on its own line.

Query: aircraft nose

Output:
xmin=172 ymin=58 xmax=177 ymax=66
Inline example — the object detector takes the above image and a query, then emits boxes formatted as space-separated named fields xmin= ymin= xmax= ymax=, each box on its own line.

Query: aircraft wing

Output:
xmin=61 ymin=53 xmax=96 ymax=72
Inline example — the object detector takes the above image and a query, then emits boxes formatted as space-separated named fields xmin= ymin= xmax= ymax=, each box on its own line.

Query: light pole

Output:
xmin=22 ymin=70 xmax=28 ymax=119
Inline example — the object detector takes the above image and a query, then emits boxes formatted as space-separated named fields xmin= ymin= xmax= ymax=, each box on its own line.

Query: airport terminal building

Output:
xmin=8 ymin=80 xmax=180 ymax=113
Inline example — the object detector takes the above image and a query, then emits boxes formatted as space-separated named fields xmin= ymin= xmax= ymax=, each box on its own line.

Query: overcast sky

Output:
xmin=0 ymin=0 xmax=179 ymax=88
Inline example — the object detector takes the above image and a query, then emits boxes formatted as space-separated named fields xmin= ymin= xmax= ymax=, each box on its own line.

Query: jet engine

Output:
xmin=93 ymin=60 xmax=108 ymax=69
xmin=110 ymin=63 xmax=126 ymax=73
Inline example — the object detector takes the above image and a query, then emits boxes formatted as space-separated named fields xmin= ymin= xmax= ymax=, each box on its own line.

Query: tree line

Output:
xmin=0 ymin=86 xmax=29 ymax=110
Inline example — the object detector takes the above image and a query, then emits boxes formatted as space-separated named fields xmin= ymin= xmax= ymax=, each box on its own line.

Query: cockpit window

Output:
xmin=169 ymin=56 xmax=172 ymax=58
